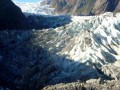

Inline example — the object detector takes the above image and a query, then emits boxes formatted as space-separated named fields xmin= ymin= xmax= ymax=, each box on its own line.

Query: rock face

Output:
xmin=48 ymin=0 xmax=96 ymax=15
xmin=92 ymin=0 xmax=120 ymax=15
xmin=0 ymin=0 xmax=28 ymax=30
xmin=45 ymin=0 xmax=120 ymax=15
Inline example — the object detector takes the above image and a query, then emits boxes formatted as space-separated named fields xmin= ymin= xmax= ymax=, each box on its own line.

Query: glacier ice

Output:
xmin=1 ymin=12 xmax=120 ymax=86
xmin=14 ymin=1 xmax=56 ymax=16
xmin=30 ymin=12 xmax=120 ymax=83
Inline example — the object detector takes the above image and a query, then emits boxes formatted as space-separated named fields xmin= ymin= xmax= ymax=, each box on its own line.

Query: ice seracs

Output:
xmin=14 ymin=1 xmax=56 ymax=16
xmin=31 ymin=12 xmax=120 ymax=82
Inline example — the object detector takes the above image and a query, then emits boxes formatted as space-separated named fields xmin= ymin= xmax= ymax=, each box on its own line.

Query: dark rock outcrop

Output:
xmin=0 ymin=0 xmax=28 ymax=30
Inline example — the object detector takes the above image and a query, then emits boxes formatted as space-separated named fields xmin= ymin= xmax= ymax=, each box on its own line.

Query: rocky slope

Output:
xmin=43 ymin=80 xmax=120 ymax=90
xmin=0 ymin=0 xmax=28 ymax=30
xmin=0 ymin=12 xmax=120 ymax=90
xmin=44 ymin=0 xmax=120 ymax=15
xmin=92 ymin=0 xmax=120 ymax=15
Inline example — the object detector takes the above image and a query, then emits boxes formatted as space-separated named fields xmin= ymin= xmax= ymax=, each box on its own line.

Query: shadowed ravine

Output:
xmin=27 ymin=15 xmax=72 ymax=30
xmin=0 ymin=31 xmax=100 ymax=90
xmin=0 ymin=31 xmax=111 ymax=90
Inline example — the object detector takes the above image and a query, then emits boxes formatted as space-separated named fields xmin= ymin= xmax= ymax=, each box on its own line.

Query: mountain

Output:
xmin=45 ymin=0 xmax=120 ymax=15
xmin=12 ymin=0 xmax=120 ymax=16
xmin=0 ymin=0 xmax=28 ymax=30
xmin=0 ymin=12 xmax=120 ymax=89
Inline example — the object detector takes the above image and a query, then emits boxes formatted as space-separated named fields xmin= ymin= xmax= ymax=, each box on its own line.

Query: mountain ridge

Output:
xmin=43 ymin=0 xmax=120 ymax=15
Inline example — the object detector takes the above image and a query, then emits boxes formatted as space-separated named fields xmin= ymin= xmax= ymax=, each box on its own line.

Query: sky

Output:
xmin=13 ymin=0 xmax=40 ymax=2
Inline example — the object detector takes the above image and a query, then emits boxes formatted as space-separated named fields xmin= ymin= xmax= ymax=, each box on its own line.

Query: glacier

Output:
xmin=1 ymin=12 xmax=120 ymax=89
xmin=13 ymin=1 xmax=56 ymax=16
xmin=27 ymin=12 xmax=120 ymax=83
